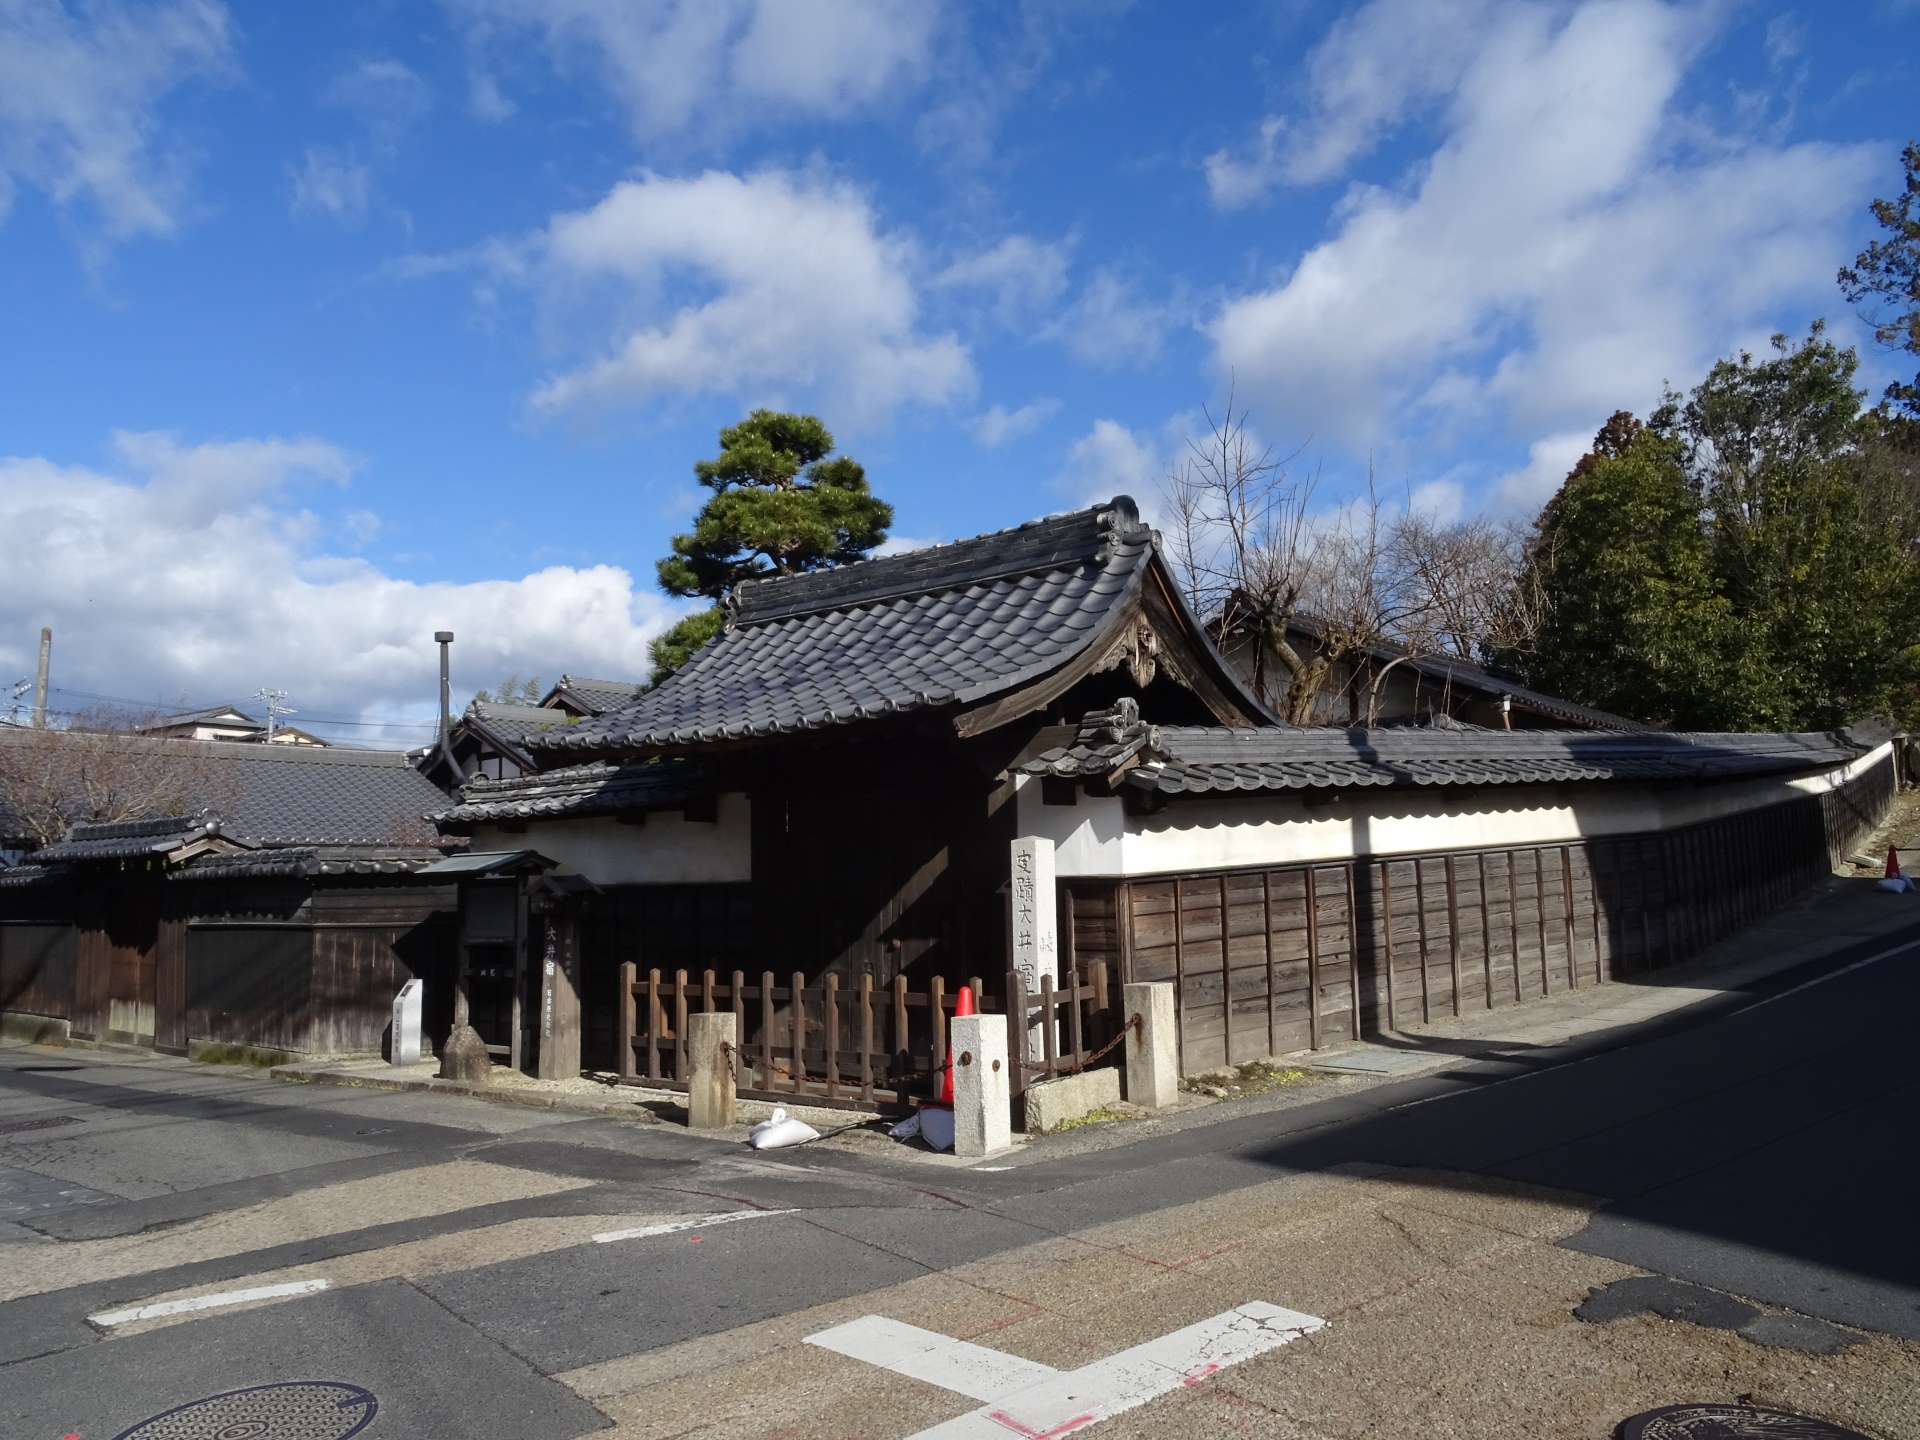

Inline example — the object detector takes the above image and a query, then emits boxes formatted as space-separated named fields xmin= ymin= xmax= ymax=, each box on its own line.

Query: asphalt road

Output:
xmin=4 ymin=921 xmax=1917 ymax=1440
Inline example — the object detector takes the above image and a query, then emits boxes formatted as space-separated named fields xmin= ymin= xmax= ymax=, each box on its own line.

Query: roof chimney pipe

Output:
xmin=435 ymin=631 xmax=457 ymax=776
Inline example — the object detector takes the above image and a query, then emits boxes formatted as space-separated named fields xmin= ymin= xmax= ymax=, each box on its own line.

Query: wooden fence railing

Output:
xmin=1005 ymin=962 xmax=1123 ymax=1095
xmin=617 ymin=965 xmax=1001 ymax=1113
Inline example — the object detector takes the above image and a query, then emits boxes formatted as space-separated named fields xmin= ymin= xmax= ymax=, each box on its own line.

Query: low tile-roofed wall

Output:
xmin=1019 ymin=703 xmax=1883 ymax=794
xmin=430 ymin=759 xmax=710 ymax=832
xmin=533 ymin=499 xmax=1161 ymax=754
xmin=174 ymin=847 xmax=449 ymax=880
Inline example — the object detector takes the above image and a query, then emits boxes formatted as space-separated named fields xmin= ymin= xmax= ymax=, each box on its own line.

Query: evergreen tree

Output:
xmin=1523 ymin=426 xmax=1737 ymax=727
xmin=1839 ymin=141 xmax=1920 ymax=418
xmin=1517 ymin=329 xmax=1920 ymax=730
xmin=649 ymin=411 xmax=892 ymax=681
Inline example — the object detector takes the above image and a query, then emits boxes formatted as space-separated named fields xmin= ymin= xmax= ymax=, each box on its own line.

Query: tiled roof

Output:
xmin=430 ymin=759 xmax=710 ymax=831
xmin=35 ymin=815 xmax=222 ymax=862
xmin=174 ymin=846 xmax=449 ymax=880
xmin=0 ymin=731 xmax=450 ymax=853
xmin=548 ymin=675 xmax=646 ymax=715
xmin=1279 ymin=613 xmax=1646 ymax=732
xmin=532 ymin=498 xmax=1186 ymax=754
xmin=1018 ymin=701 xmax=1882 ymax=794
xmin=0 ymin=863 xmax=64 ymax=889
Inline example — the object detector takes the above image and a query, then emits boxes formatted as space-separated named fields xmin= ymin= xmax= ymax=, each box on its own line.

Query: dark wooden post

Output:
xmin=790 ymin=971 xmax=807 ymax=1090
xmin=825 ymin=972 xmax=841 ymax=1097
xmin=731 ymin=970 xmax=746 ymax=1084
xmin=859 ymin=972 xmax=875 ymax=1102
xmin=1304 ymin=866 xmax=1321 ymax=1051
xmin=618 ymin=961 xmax=637 ymax=1080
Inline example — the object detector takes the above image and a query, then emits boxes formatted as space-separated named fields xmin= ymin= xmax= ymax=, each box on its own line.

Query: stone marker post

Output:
xmin=950 ymin=1012 xmax=1011 ymax=1158
xmin=687 ymin=1011 xmax=737 ymax=1130
xmin=1123 ymin=981 xmax=1178 ymax=1110
xmin=390 ymin=979 xmax=424 ymax=1067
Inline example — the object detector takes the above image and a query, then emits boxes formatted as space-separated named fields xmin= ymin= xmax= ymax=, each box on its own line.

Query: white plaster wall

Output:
xmin=470 ymin=792 xmax=752 ymax=884
xmin=1020 ymin=744 xmax=1891 ymax=878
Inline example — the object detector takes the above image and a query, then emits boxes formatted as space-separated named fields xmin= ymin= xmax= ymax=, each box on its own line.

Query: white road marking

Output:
xmin=810 ymin=1301 xmax=1325 ymax=1439
xmin=89 ymin=1279 xmax=329 ymax=1329
xmin=807 ymin=1316 xmax=1061 ymax=1401
xmin=592 ymin=1208 xmax=796 ymax=1244
xmin=1738 ymin=936 xmax=1920 ymax=1012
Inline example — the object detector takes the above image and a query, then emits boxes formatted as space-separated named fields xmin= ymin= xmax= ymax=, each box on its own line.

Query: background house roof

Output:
xmin=0 ymin=730 xmax=449 ymax=851
xmin=1019 ymin=702 xmax=1883 ymax=794
xmin=532 ymin=498 xmax=1192 ymax=754
xmin=544 ymin=675 xmax=646 ymax=716
xmin=430 ymin=759 xmax=710 ymax=831
xmin=1278 ymin=613 xmax=1648 ymax=732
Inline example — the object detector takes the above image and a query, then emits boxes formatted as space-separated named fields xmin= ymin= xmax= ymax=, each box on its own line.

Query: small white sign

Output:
xmin=391 ymin=979 xmax=424 ymax=1066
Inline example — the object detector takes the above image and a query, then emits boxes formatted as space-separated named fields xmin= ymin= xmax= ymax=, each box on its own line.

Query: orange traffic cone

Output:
xmin=1888 ymin=845 xmax=1902 ymax=880
xmin=937 ymin=985 xmax=973 ymax=1104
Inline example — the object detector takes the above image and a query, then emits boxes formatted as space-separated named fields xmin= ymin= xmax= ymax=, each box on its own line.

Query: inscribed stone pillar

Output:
xmin=535 ymin=913 xmax=583 ymax=1081
xmin=1010 ymin=836 xmax=1058 ymax=993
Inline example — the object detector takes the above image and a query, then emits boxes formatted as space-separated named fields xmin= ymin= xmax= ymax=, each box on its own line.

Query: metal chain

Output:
xmin=1016 ymin=1012 xmax=1141 ymax=1073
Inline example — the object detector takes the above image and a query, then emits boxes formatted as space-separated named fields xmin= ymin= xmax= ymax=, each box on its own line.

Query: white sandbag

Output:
xmin=916 ymin=1104 xmax=955 ymax=1152
xmin=749 ymin=1107 xmax=822 ymax=1149
xmin=888 ymin=1112 xmax=922 ymax=1140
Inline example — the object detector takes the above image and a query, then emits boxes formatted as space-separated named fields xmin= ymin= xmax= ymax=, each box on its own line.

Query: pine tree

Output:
xmin=650 ymin=411 xmax=892 ymax=681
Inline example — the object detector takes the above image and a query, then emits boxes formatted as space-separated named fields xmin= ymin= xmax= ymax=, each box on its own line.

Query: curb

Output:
xmin=269 ymin=1064 xmax=662 ymax=1121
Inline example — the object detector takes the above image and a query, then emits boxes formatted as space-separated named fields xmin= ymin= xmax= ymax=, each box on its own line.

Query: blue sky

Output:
xmin=2 ymin=0 xmax=1916 ymax=744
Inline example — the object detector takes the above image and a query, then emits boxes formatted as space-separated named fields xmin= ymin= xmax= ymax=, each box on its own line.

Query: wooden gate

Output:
xmin=1004 ymin=963 xmax=1125 ymax=1095
xmin=617 ymin=965 xmax=999 ymax=1113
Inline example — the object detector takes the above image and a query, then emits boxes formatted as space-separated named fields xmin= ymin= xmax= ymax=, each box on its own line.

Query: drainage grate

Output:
xmin=111 ymin=1381 xmax=377 ymax=1440
xmin=0 ymin=1114 xmax=81 ymax=1136
xmin=1618 ymin=1404 xmax=1873 ymax=1439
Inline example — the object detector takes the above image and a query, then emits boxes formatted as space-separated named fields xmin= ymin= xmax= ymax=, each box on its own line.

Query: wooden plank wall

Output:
xmin=0 ymin=922 xmax=77 ymax=1021
xmin=1067 ymin=758 xmax=1893 ymax=1075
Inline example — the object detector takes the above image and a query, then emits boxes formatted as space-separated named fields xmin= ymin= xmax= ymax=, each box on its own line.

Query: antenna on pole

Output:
xmin=253 ymin=688 xmax=294 ymax=742
xmin=32 ymin=628 xmax=51 ymax=729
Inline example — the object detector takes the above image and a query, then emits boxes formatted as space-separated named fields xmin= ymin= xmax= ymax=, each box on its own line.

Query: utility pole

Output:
xmin=253 ymin=688 xmax=294 ymax=742
xmin=31 ymin=628 xmax=50 ymax=728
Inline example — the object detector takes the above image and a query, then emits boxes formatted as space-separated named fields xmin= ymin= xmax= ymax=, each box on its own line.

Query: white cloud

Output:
xmin=0 ymin=0 xmax=232 ymax=244
xmin=873 ymin=533 xmax=941 ymax=557
xmin=1493 ymin=428 xmax=1591 ymax=511
xmin=1040 ymin=269 xmax=1175 ymax=369
xmin=1205 ymin=0 xmax=1497 ymax=207
xmin=1208 ymin=0 xmax=1879 ymax=453
xmin=936 ymin=235 xmax=1071 ymax=330
xmin=968 ymin=398 xmax=1060 ymax=448
xmin=324 ymin=58 xmax=432 ymax=142
xmin=523 ymin=168 xmax=973 ymax=427
xmin=450 ymin=0 xmax=937 ymax=138
xmin=1052 ymin=419 xmax=1162 ymax=511
xmin=289 ymin=147 xmax=370 ymax=226
xmin=0 ymin=432 xmax=674 ymax=739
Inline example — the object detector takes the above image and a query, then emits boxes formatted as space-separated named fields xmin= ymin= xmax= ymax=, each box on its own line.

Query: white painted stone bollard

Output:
xmin=950 ymin=1012 xmax=1011 ymax=1158
xmin=687 ymin=1011 xmax=737 ymax=1130
xmin=390 ymin=979 xmax=424 ymax=1067
xmin=1123 ymin=981 xmax=1178 ymax=1110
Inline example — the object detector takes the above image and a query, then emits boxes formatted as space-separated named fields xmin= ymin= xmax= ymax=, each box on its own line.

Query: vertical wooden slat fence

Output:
xmin=616 ymin=967 xmax=997 ymax=1113
xmin=1062 ymin=756 xmax=1896 ymax=1077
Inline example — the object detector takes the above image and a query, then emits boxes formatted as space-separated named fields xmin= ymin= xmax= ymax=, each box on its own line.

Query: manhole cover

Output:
xmin=112 ymin=1382 xmax=377 ymax=1440
xmin=0 ymin=1114 xmax=81 ymax=1135
xmin=1618 ymin=1403 xmax=1873 ymax=1439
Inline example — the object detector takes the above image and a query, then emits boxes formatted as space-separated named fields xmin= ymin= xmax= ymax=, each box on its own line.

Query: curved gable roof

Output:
xmin=533 ymin=497 xmax=1275 ymax=756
